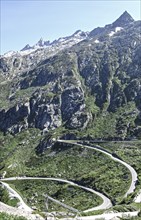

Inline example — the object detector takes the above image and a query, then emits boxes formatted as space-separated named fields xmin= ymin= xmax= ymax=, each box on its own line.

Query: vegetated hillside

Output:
xmin=0 ymin=11 xmax=141 ymax=141
xmin=6 ymin=179 xmax=102 ymax=212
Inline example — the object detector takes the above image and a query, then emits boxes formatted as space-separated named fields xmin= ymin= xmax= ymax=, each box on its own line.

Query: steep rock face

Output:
xmin=0 ymin=92 xmax=62 ymax=134
xmin=61 ymin=86 xmax=89 ymax=129
xmin=29 ymin=92 xmax=61 ymax=131
xmin=61 ymin=87 xmax=82 ymax=121
xmin=0 ymin=51 xmax=90 ymax=133
xmin=0 ymin=84 xmax=89 ymax=134
xmin=0 ymin=103 xmax=30 ymax=133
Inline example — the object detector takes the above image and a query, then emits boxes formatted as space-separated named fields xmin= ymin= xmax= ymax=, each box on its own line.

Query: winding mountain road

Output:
xmin=58 ymin=140 xmax=138 ymax=197
xmin=1 ymin=176 xmax=112 ymax=212
xmin=0 ymin=139 xmax=139 ymax=220
xmin=134 ymin=190 xmax=141 ymax=203
xmin=1 ymin=181 xmax=33 ymax=212
xmin=61 ymin=211 xmax=139 ymax=220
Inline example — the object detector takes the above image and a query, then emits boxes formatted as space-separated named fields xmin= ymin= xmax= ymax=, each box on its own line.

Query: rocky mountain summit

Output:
xmin=0 ymin=11 xmax=141 ymax=140
xmin=1 ymin=30 xmax=88 ymax=77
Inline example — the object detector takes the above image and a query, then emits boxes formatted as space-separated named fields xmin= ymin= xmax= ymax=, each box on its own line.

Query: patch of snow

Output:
xmin=73 ymin=30 xmax=86 ymax=37
xmin=133 ymin=41 xmax=137 ymax=46
xmin=3 ymin=51 xmax=17 ymax=58
xmin=109 ymin=27 xmax=123 ymax=37
xmin=115 ymin=27 xmax=123 ymax=32
xmin=95 ymin=39 xmax=100 ymax=43
xmin=19 ymin=49 xmax=36 ymax=56
xmin=109 ymin=31 xmax=115 ymax=37
xmin=58 ymin=38 xmax=66 ymax=42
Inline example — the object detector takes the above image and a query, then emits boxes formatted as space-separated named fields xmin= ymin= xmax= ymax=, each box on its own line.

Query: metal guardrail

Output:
xmin=46 ymin=194 xmax=79 ymax=213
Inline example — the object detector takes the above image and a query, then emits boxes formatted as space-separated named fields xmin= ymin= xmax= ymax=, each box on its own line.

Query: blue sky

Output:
xmin=1 ymin=0 xmax=141 ymax=54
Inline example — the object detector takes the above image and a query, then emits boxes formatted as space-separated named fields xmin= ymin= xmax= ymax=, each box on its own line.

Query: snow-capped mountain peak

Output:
xmin=3 ymin=30 xmax=88 ymax=59
xmin=20 ymin=38 xmax=50 ymax=52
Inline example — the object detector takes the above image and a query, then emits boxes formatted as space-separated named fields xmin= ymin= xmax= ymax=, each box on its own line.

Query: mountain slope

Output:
xmin=0 ymin=11 xmax=141 ymax=140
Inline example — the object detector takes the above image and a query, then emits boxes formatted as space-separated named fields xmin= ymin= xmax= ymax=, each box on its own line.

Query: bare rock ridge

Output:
xmin=89 ymin=11 xmax=134 ymax=37
xmin=112 ymin=10 xmax=134 ymax=27
xmin=0 ymin=11 xmax=141 ymax=140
